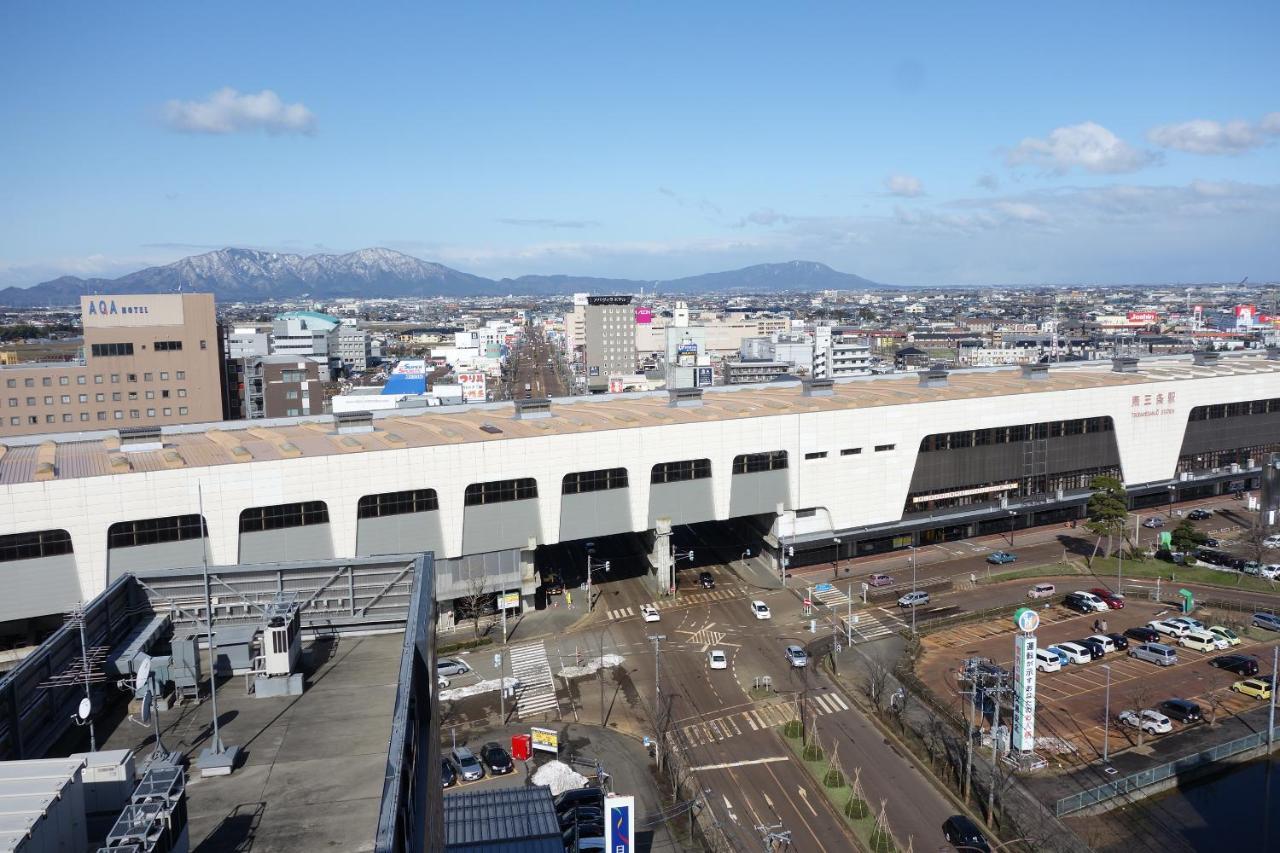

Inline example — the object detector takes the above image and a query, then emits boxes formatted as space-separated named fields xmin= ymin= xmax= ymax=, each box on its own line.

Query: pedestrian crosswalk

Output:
xmin=677 ymin=693 xmax=851 ymax=747
xmin=811 ymin=585 xmax=851 ymax=607
xmin=843 ymin=608 xmax=904 ymax=644
xmin=605 ymin=588 xmax=742 ymax=621
xmin=508 ymin=641 xmax=560 ymax=719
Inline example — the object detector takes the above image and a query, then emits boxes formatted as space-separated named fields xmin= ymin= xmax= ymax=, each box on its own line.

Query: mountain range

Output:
xmin=0 ymin=248 xmax=886 ymax=307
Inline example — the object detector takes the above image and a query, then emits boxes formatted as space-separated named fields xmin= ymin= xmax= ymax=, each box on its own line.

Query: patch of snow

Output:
xmin=557 ymin=654 xmax=625 ymax=680
xmin=531 ymin=760 xmax=589 ymax=795
xmin=439 ymin=676 xmax=519 ymax=702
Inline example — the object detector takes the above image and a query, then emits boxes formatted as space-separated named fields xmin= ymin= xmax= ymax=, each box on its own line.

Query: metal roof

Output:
xmin=443 ymin=786 xmax=561 ymax=852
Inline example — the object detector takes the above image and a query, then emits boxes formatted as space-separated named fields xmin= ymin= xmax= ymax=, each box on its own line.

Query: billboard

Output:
xmin=530 ymin=726 xmax=560 ymax=754
xmin=695 ymin=366 xmax=714 ymax=387
xmin=587 ymin=295 xmax=632 ymax=306
xmin=608 ymin=375 xmax=625 ymax=394
xmin=1127 ymin=311 xmax=1159 ymax=324
xmin=604 ymin=795 xmax=635 ymax=853
xmin=635 ymin=306 xmax=653 ymax=324
xmin=458 ymin=371 xmax=487 ymax=402
xmin=1236 ymin=304 xmax=1258 ymax=327
xmin=1011 ymin=612 xmax=1039 ymax=753
xmin=82 ymin=294 xmax=186 ymax=328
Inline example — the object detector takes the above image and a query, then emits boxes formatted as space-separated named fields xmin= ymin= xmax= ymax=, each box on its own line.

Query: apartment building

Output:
xmin=0 ymin=294 xmax=223 ymax=437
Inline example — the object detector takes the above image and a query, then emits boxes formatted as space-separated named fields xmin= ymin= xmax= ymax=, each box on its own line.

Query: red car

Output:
xmin=868 ymin=573 xmax=895 ymax=587
xmin=1088 ymin=588 xmax=1125 ymax=609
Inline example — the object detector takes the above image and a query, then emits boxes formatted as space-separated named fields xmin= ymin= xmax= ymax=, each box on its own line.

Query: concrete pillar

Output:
xmin=647 ymin=517 xmax=674 ymax=597
xmin=520 ymin=537 xmax=539 ymax=607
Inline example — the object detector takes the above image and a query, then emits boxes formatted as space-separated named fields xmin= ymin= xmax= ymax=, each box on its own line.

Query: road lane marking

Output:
xmin=693 ymin=756 xmax=790 ymax=771
xmin=795 ymin=786 xmax=818 ymax=817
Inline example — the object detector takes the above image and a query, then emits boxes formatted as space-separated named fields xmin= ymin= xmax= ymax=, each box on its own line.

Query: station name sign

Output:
xmin=1131 ymin=390 xmax=1176 ymax=420
xmin=587 ymin=295 xmax=633 ymax=306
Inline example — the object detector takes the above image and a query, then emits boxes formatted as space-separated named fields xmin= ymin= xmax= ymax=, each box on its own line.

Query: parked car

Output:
xmin=1027 ymin=583 xmax=1056 ymax=599
xmin=1106 ymin=632 xmax=1130 ymax=651
xmin=898 ymin=590 xmax=930 ymax=608
xmin=1034 ymin=648 xmax=1062 ymax=672
xmin=1188 ymin=508 xmax=1213 ymax=520
xmin=1180 ymin=630 xmax=1228 ymax=652
xmin=1075 ymin=638 xmax=1106 ymax=659
xmin=1123 ymin=626 xmax=1160 ymax=643
xmin=1158 ymin=698 xmax=1203 ymax=724
xmin=1202 ymin=538 xmax=1222 ymax=549
xmin=1168 ymin=617 xmax=1205 ymax=632
xmin=1055 ymin=642 xmax=1093 ymax=664
xmin=708 ymin=649 xmax=728 ymax=670
xmin=437 ymin=675 xmax=450 ymax=690
xmin=1233 ymin=676 xmax=1273 ymax=700
xmin=1086 ymin=634 xmax=1117 ymax=654
xmin=438 ymin=658 xmax=471 ymax=677
xmin=1209 ymin=625 xmax=1242 ymax=646
xmin=441 ymin=758 xmax=457 ymax=788
xmin=1149 ymin=619 xmax=1191 ymax=638
xmin=1070 ymin=591 xmax=1109 ymax=613
xmin=1119 ymin=709 xmax=1172 ymax=734
xmin=1130 ymin=642 xmax=1178 ymax=666
xmin=698 ymin=571 xmax=715 ymax=589
xmin=1062 ymin=592 xmax=1098 ymax=614
xmin=1045 ymin=646 xmax=1072 ymax=667
xmin=1243 ymin=562 xmax=1264 ymax=577
xmin=1252 ymin=612 xmax=1280 ymax=631
xmin=784 ymin=645 xmax=809 ymax=668
xmin=986 ymin=551 xmax=1017 ymax=565
xmin=751 ymin=600 xmax=772 ymax=620
xmin=1142 ymin=516 xmax=1165 ymax=528
xmin=941 ymin=815 xmax=990 ymax=852
xmin=1088 ymin=588 xmax=1125 ymax=609
xmin=451 ymin=746 xmax=484 ymax=782
xmin=867 ymin=573 xmax=895 ymax=587
xmin=641 ymin=604 xmax=661 ymax=623
xmin=481 ymin=742 xmax=514 ymax=775
xmin=1210 ymin=654 xmax=1260 ymax=676
xmin=1264 ymin=534 xmax=1280 ymax=548
xmin=1261 ymin=565 xmax=1280 ymax=580
xmin=554 ymin=786 xmax=604 ymax=815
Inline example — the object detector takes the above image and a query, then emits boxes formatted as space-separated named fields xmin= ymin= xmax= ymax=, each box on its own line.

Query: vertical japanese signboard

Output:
xmin=1011 ymin=608 xmax=1040 ymax=753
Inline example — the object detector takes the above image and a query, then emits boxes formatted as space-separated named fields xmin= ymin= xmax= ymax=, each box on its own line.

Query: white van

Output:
xmin=1034 ymin=648 xmax=1061 ymax=672
xmin=1027 ymin=583 xmax=1056 ymax=599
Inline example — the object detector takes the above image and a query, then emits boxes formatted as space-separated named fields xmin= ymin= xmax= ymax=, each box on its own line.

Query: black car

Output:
xmin=1188 ymin=508 xmax=1212 ymax=520
xmin=942 ymin=814 xmax=990 ymax=852
xmin=1062 ymin=593 xmax=1095 ymax=614
xmin=441 ymin=758 xmax=457 ymax=789
xmin=1210 ymin=654 xmax=1260 ymax=676
xmin=1124 ymin=626 xmax=1160 ymax=643
xmin=1203 ymin=538 xmax=1221 ymax=548
xmin=1158 ymin=698 xmax=1203 ymax=724
xmin=559 ymin=806 xmax=604 ymax=829
xmin=541 ymin=573 xmax=565 ymax=595
xmin=1106 ymin=632 xmax=1130 ymax=651
xmin=698 ymin=571 xmax=715 ymax=589
xmin=554 ymin=786 xmax=603 ymax=815
xmin=480 ymin=742 xmax=514 ymax=775
xmin=1075 ymin=638 xmax=1106 ymax=660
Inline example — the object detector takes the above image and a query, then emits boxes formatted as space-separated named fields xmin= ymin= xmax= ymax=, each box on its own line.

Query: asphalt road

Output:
xmin=498 ymin=326 xmax=567 ymax=400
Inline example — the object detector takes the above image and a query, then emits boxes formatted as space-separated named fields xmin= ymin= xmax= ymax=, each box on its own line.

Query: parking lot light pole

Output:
xmin=1008 ymin=510 xmax=1017 ymax=549
xmin=1101 ymin=664 xmax=1112 ymax=765
xmin=1168 ymin=485 xmax=1176 ymax=519
xmin=832 ymin=536 xmax=842 ymax=580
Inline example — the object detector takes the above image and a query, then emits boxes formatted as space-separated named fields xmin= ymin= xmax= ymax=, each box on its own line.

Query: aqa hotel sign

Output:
xmin=80 ymin=295 xmax=185 ymax=328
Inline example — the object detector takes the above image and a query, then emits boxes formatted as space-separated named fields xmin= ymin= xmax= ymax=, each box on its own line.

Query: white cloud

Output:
xmin=976 ymin=172 xmax=1000 ymax=191
xmin=733 ymin=208 xmax=792 ymax=227
xmin=1006 ymin=121 xmax=1157 ymax=174
xmin=885 ymin=174 xmax=925 ymax=197
xmin=991 ymin=201 xmax=1053 ymax=225
xmin=1147 ymin=112 xmax=1280 ymax=155
xmin=162 ymin=88 xmax=316 ymax=135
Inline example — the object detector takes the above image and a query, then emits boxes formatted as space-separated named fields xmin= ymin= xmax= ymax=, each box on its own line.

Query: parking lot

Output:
xmin=915 ymin=591 xmax=1280 ymax=767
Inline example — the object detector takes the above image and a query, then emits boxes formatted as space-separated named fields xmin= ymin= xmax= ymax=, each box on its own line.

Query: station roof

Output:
xmin=1 ymin=354 xmax=1277 ymax=486
xmin=443 ymin=787 xmax=561 ymax=852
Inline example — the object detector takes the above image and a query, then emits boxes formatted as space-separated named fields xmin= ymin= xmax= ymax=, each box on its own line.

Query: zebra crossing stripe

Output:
xmin=745 ymin=712 xmax=759 ymax=730
xmin=829 ymin=692 xmax=849 ymax=711
xmin=813 ymin=694 xmax=835 ymax=714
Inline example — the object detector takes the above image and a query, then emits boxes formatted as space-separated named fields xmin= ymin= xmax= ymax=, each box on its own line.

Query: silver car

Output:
xmin=784 ymin=645 xmax=808 ymax=668
xmin=897 ymin=590 xmax=930 ymax=608
xmin=1129 ymin=642 xmax=1178 ymax=666
xmin=1253 ymin=612 xmax=1280 ymax=632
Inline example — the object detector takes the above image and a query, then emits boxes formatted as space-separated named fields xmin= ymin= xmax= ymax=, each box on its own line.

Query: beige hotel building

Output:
xmin=0 ymin=294 xmax=224 ymax=437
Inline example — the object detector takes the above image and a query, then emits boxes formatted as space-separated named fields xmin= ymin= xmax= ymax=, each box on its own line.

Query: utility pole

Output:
xmin=648 ymin=634 xmax=666 ymax=771
xmin=910 ymin=544 xmax=918 ymax=635
xmin=755 ymin=822 xmax=792 ymax=851
xmin=1102 ymin=664 xmax=1112 ymax=765
xmin=986 ymin=670 xmax=1006 ymax=829
xmin=1270 ymin=645 xmax=1278 ymax=750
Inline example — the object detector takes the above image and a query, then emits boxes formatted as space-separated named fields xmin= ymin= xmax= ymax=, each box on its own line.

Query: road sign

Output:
xmin=803 ymin=598 xmax=811 ymax=607
xmin=814 ymin=583 xmax=835 ymax=593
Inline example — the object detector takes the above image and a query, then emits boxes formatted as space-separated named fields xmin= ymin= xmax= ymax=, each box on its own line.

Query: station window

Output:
xmin=464 ymin=478 xmax=538 ymax=506
xmin=90 ymin=343 xmax=135 ymax=357
xmin=239 ymin=501 xmax=329 ymax=533
xmin=0 ymin=529 xmax=73 ymax=562
xmin=650 ymin=459 xmax=711 ymax=484
xmin=153 ymin=340 xmax=183 ymax=352
xmin=841 ymin=448 xmax=862 ymax=456
xmin=357 ymin=489 xmax=440 ymax=518
xmin=803 ymin=451 xmax=827 ymax=460
xmin=732 ymin=451 xmax=788 ymax=474
xmin=875 ymin=444 xmax=896 ymax=452
xmin=562 ymin=468 xmax=630 ymax=494
xmin=108 ymin=514 xmax=207 ymax=548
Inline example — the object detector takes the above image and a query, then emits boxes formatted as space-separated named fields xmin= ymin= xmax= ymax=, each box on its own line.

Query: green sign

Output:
xmin=1158 ymin=531 xmax=1172 ymax=547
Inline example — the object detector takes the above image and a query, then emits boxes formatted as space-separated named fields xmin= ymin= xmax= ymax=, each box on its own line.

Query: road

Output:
xmin=497 ymin=326 xmax=568 ymax=400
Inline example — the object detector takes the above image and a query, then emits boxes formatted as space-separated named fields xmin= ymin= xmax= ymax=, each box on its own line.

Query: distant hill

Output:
xmin=0 ymin=248 xmax=887 ymax=306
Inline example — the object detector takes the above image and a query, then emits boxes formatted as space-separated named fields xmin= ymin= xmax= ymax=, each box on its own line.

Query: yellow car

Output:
xmin=1209 ymin=626 xmax=1242 ymax=647
xmin=1232 ymin=677 xmax=1273 ymax=700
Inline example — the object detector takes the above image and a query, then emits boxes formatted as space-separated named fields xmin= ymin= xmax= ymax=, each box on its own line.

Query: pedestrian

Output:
xmin=565 ymin=590 xmax=573 ymax=608
xmin=1092 ymin=618 xmax=1100 ymax=633
xmin=1100 ymin=619 xmax=1108 ymax=633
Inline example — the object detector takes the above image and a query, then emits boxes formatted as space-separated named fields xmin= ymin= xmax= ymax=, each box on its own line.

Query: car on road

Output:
xmin=1130 ymin=642 xmax=1178 ymax=666
xmin=1106 ymin=632 xmax=1130 ymax=651
xmin=1209 ymin=625 xmax=1242 ymax=646
xmin=751 ymin=600 xmax=772 ymax=620
xmin=708 ymin=649 xmax=728 ymax=670
xmin=1210 ymin=654 xmax=1260 ymax=676
xmin=1027 ymin=583 xmax=1056 ymax=599
xmin=451 ymin=746 xmax=484 ymax=782
xmin=481 ymin=742 xmax=514 ymax=775
xmin=1149 ymin=619 xmax=1191 ymax=638
xmin=898 ymin=590 xmax=930 ymax=608
xmin=942 ymin=814 xmax=990 ymax=852
xmin=1188 ymin=508 xmax=1213 ymax=520
xmin=1158 ymin=698 xmax=1203 ymax=724
xmin=1045 ymin=646 xmax=1072 ymax=667
xmin=1233 ymin=676 xmax=1273 ymax=700
xmin=698 ymin=571 xmax=715 ymax=589
xmin=1088 ymin=588 xmax=1125 ymax=609
xmin=1086 ymin=634 xmax=1117 ymax=654
xmin=437 ymin=659 xmax=471 ymax=677
xmin=1179 ymin=630 xmax=1229 ymax=652
xmin=1034 ymin=648 xmax=1062 ymax=672
xmin=1253 ymin=612 xmax=1280 ymax=631
xmin=1142 ymin=516 xmax=1166 ymax=528
xmin=986 ymin=551 xmax=1017 ymax=565
xmin=868 ymin=573 xmax=895 ymax=587
xmin=441 ymin=758 xmax=457 ymax=788
xmin=1119 ymin=709 xmax=1173 ymax=734
xmin=1055 ymin=642 xmax=1093 ymax=664
xmin=1123 ymin=625 xmax=1160 ymax=643
xmin=542 ymin=574 xmax=565 ymax=596
xmin=640 ymin=604 xmax=661 ymax=622
xmin=784 ymin=645 xmax=809 ymax=667
xmin=1075 ymin=638 xmax=1106 ymax=659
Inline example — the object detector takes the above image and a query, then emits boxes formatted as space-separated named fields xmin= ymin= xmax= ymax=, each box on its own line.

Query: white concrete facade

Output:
xmin=2 ymin=363 xmax=1278 ymax=605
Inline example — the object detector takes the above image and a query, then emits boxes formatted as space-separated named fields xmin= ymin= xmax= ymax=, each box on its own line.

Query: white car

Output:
xmin=1071 ymin=591 xmax=1110 ymax=613
xmin=1086 ymin=634 xmax=1117 ymax=655
xmin=751 ymin=600 xmax=772 ymax=620
xmin=1118 ymin=709 xmax=1172 ymax=734
xmin=1149 ymin=619 xmax=1191 ymax=638
xmin=1055 ymin=642 xmax=1092 ymax=664
xmin=1263 ymin=536 xmax=1280 ymax=549
xmin=1260 ymin=564 xmax=1280 ymax=580
xmin=641 ymin=604 xmax=661 ymax=622
xmin=1168 ymin=617 xmax=1205 ymax=632
xmin=708 ymin=649 xmax=728 ymax=670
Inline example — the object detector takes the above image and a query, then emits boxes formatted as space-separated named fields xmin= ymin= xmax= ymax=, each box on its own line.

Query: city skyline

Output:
xmin=2 ymin=2 xmax=1278 ymax=287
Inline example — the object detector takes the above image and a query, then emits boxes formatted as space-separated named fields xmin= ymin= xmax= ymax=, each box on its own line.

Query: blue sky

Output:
xmin=1 ymin=1 xmax=1278 ymax=287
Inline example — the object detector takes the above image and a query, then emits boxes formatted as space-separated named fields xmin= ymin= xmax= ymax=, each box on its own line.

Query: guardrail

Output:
xmin=1054 ymin=725 xmax=1280 ymax=816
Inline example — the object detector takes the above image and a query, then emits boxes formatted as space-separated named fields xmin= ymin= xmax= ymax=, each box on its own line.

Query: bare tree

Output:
xmin=458 ymin=567 xmax=490 ymax=640
xmin=1241 ymin=515 xmax=1276 ymax=569
xmin=862 ymin=658 xmax=891 ymax=710
xmin=1126 ymin=683 xmax=1155 ymax=748
xmin=1204 ymin=685 xmax=1231 ymax=727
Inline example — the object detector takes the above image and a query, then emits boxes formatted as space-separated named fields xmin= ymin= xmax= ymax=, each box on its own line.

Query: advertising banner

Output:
xmin=530 ymin=726 xmax=559 ymax=754
xmin=1011 ymin=630 xmax=1037 ymax=752
xmin=695 ymin=366 xmax=714 ymax=387
xmin=458 ymin=371 xmax=487 ymax=402
xmin=604 ymin=795 xmax=635 ymax=853
xmin=635 ymin=306 xmax=653 ymax=324
xmin=1127 ymin=311 xmax=1159 ymax=324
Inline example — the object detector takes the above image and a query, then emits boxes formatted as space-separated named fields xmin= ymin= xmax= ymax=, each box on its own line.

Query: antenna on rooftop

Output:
xmin=194 ymin=482 xmax=243 ymax=776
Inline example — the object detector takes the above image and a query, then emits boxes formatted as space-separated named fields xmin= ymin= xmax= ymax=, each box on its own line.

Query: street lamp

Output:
xmin=832 ymin=537 xmax=842 ymax=580
xmin=585 ymin=545 xmax=610 ymax=614
xmin=1101 ymin=664 xmax=1112 ymax=765
xmin=1008 ymin=509 xmax=1017 ymax=549
xmin=1167 ymin=484 xmax=1176 ymax=519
